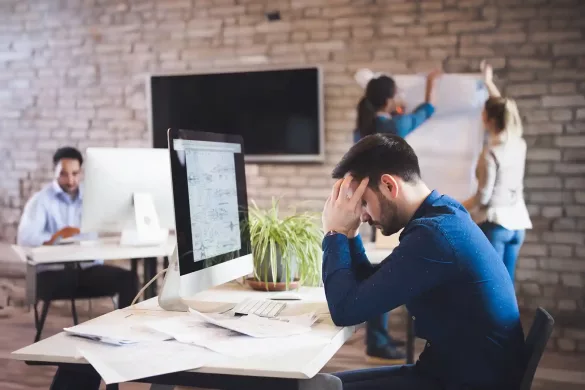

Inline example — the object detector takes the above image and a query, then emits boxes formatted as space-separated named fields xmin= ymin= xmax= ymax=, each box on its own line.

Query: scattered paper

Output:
xmin=188 ymin=308 xmax=313 ymax=338
xmin=146 ymin=316 xmax=329 ymax=358
xmin=64 ymin=322 xmax=172 ymax=346
xmin=77 ymin=340 xmax=221 ymax=384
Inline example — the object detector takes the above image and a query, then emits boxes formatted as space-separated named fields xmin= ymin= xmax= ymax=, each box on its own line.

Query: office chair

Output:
xmin=519 ymin=307 xmax=555 ymax=390
xmin=32 ymin=262 xmax=118 ymax=342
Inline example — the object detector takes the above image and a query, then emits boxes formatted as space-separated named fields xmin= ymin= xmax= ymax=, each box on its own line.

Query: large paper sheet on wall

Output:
xmin=363 ymin=73 xmax=489 ymax=248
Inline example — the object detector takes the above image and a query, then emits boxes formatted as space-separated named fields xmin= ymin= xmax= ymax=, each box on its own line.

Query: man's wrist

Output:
xmin=325 ymin=229 xmax=350 ymax=237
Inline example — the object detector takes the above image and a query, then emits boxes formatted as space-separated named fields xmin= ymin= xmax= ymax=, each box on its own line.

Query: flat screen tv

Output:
xmin=148 ymin=65 xmax=324 ymax=163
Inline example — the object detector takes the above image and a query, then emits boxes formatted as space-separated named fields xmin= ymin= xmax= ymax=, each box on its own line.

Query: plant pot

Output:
xmin=246 ymin=277 xmax=300 ymax=292
xmin=252 ymin=247 xmax=298 ymax=290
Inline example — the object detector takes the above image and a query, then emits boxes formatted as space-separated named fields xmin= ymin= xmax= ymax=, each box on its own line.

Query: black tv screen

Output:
xmin=149 ymin=66 xmax=323 ymax=162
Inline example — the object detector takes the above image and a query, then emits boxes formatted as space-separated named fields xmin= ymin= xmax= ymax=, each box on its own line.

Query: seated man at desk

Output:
xmin=322 ymin=134 xmax=525 ymax=390
xmin=17 ymin=146 xmax=138 ymax=309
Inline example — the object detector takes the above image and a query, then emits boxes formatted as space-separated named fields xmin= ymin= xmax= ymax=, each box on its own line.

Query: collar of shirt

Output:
xmin=399 ymin=190 xmax=440 ymax=240
xmin=51 ymin=180 xmax=83 ymax=204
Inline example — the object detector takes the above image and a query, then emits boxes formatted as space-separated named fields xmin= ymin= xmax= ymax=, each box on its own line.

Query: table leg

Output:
xmin=50 ymin=364 xmax=101 ymax=390
xmin=143 ymin=257 xmax=158 ymax=299
xmin=406 ymin=313 xmax=415 ymax=364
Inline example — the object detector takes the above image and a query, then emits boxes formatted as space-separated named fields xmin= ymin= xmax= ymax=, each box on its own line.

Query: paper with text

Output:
xmin=146 ymin=316 xmax=328 ymax=358
xmin=77 ymin=340 xmax=221 ymax=384
xmin=64 ymin=322 xmax=171 ymax=346
xmin=187 ymin=308 xmax=313 ymax=338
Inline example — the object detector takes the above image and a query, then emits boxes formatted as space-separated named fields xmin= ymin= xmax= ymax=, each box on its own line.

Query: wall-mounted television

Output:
xmin=147 ymin=65 xmax=324 ymax=163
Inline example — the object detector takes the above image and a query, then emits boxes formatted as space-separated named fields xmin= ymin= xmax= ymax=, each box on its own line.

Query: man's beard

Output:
xmin=370 ymin=193 xmax=403 ymax=236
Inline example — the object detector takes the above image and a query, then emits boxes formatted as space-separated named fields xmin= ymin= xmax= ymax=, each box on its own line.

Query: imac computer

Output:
xmin=81 ymin=147 xmax=175 ymax=246
xmin=159 ymin=128 xmax=254 ymax=312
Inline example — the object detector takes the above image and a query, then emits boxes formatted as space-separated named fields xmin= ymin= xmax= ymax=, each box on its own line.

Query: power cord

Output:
xmin=130 ymin=266 xmax=169 ymax=307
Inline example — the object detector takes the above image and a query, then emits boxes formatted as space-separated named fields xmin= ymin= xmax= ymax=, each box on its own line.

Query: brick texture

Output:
xmin=1 ymin=0 xmax=585 ymax=338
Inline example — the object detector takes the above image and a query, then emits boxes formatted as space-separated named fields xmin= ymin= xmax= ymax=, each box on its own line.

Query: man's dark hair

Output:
xmin=332 ymin=133 xmax=421 ymax=186
xmin=53 ymin=146 xmax=83 ymax=166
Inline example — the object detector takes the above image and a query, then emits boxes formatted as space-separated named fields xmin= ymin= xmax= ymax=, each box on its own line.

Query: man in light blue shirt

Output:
xmin=17 ymin=146 xmax=138 ymax=310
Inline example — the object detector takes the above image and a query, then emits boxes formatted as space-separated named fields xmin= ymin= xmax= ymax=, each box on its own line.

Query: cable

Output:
xmin=130 ymin=266 xmax=169 ymax=307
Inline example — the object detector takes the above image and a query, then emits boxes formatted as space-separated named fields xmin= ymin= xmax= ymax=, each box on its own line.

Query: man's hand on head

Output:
xmin=322 ymin=176 xmax=369 ymax=237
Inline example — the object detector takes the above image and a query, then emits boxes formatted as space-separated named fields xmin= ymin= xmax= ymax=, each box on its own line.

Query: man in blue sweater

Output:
xmin=322 ymin=133 xmax=525 ymax=390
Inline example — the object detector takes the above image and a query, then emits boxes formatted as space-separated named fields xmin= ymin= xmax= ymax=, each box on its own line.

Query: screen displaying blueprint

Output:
xmin=185 ymin=147 xmax=242 ymax=262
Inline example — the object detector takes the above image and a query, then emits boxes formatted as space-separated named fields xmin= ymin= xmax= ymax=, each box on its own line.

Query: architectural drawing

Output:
xmin=185 ymin=149 xmax=241 ymax=262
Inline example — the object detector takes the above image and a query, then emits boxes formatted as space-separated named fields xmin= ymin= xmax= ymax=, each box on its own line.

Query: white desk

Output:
xmin=12 ymin=282 xmax=355 ymax=388
xmin=20 ymin=236 xmax=176 ymax=305
xmin=20 ymin=236 xmax=176 ymax=265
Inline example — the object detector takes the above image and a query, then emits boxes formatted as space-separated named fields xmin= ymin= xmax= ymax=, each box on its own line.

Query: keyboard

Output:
xmin=233 ymin=299 xmax=286 ymax=318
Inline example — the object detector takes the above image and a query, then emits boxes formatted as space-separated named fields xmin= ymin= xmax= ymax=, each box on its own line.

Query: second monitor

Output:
xmin=81 ymin=147 xmax=175 ymax=246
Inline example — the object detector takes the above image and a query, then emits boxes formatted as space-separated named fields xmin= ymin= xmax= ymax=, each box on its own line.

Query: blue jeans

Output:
xmin=479 ymin=222 xmax=525 ymax=283
xmin=335 ymin=364 xmax=442 ymax=390
xmin=366 ymin=312 xmax=392 ymax=349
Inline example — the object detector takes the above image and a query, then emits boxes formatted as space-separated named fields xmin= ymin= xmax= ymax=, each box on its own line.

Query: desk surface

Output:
xmin=11 ymin=282 xmax=355 ymax=379
xmin=20 ymin=237 xmax=389 ymax=266
xmin=21 ymin=235 xmax=176 ymax=264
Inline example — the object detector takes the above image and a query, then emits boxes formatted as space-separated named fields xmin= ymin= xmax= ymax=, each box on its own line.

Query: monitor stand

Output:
xmin=120 ymin=192 xmax=169 ymax=247
xmin=158 ymin=245 xmax=189 ymax=312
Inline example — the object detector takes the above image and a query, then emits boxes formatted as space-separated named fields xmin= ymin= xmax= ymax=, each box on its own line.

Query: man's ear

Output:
xmin=379 ymin=174 xmax=399 ymax=199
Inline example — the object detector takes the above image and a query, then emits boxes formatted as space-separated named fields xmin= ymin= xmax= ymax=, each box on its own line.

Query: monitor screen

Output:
xmin=169 ymin=129 xmax=252 ymax=275
xmin=150 ymin=67 xmax=323 ymax=162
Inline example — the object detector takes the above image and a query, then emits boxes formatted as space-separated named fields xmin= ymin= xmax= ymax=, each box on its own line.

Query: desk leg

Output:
xmin=50 ymin=364 xmax=101 ymax=390
xmin=406 ymin=313 xmax=415 ymax=364
xmin=143 ymin=257 xmax=158 ymax=299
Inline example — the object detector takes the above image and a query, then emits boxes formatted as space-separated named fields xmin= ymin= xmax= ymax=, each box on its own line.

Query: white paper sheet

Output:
xmin=77 ymin=340 xmax=221 ymax=384
xmin=188 ymin=308 xmax=313 ymax=338
xmin=146 ymin=316 xmax=328 ymax=358
xmin=64 ymin=321 xmax=172 ymax=346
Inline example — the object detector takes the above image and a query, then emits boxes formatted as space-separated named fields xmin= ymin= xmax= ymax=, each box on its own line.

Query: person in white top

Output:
xmin=462 ymin=62 xmax=532 ymax=284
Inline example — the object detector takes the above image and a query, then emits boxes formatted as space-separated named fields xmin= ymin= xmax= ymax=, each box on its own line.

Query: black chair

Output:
xmin=519 ymin=307 xmax=555 ymax=390
xmin=28 ymin=263 xmax=117 ymax=342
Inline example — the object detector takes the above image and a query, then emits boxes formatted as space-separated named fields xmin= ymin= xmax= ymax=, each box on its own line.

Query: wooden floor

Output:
xmin=1 ymin=302 xmax=584 ymax=390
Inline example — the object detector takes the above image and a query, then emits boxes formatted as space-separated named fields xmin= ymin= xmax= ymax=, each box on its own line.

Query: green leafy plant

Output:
xmin=248 ymin=198 xmax=323 ymax=289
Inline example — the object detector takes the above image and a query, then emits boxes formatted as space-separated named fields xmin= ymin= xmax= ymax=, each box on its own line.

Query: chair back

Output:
xmin=519 ymin=307 xmax=554 ymax=390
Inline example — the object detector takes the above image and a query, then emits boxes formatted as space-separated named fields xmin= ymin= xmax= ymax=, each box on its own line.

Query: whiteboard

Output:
xmin=393 ymin=73 xmax=488 ymax=202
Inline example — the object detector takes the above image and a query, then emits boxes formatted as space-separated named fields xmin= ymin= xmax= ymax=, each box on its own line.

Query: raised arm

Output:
xmin=481 ymin=61 xmax=501 ymax=98
xmin=391 ymin=70 xmax=441 ymax=138
xmin=322 ymin=222 xmax=457 ymax=326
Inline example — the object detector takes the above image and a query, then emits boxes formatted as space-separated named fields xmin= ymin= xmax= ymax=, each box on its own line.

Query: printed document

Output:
xmin=64 ymin=320 xmax=172 ymax=346
xmin=77 ymin=340 xmax=221 ymax=384
xmin=188 ymin=308 xmax=313 ymax=338
xmin=146 ymin=315 xmax=328 ymax=358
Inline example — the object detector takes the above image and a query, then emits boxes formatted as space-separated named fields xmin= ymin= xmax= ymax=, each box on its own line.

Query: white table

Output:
xmin=20 ymin=235 xmax=176 ymax=304
xmin=11 ymin=282 xmax=355 ymax=389
xmin=20 ymin=235 xmax=176 ymax=265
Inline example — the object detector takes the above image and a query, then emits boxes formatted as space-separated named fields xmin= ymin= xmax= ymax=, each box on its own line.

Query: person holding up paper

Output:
xmin=321 ymin=133 xmax=525 ymax=390
xmin=462 ymin=62 xmax=532 ymax=284
xmin=352 ymin=69 xmax=441 ymax=364
xmin=354 ymin=69 xmax=441 ymax=142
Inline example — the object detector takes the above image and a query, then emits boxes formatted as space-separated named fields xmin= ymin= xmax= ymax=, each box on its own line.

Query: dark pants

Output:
xmin=37 ymin=264 xmax=138 ymax=308
xmin=335 ymin=364 xmax=442 ymax=390
xmin=479 ymin=222 xmax=525 ymax=283
xmin=366 ymin=226 xmax=393 ymax=349
xmin=366 ymin=312 xmax=392 ymax=349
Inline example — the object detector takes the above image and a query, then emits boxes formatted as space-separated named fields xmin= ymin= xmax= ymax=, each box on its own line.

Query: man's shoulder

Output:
xmin=25 ymin=183 xmax=55 ymax=206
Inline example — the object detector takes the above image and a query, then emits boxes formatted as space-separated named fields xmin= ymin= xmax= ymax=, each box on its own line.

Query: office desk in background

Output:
xmin=12 ymin=282 xmax=355 ymax=390
xmin=21 ymin=235 xmax=176 ymax=300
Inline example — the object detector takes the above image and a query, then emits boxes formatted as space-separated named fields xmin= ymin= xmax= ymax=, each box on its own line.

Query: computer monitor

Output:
xmin=166 ymin=128 xmax=253 ymax=300
xmin=81 ymin=147 xmax=175 ymax=246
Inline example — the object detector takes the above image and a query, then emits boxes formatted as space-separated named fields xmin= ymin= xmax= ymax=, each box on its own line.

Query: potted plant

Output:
xmin=246 ymin=198 xmax=323 ymax=291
